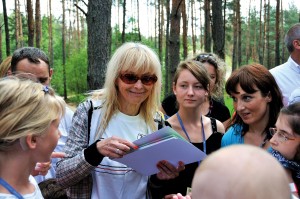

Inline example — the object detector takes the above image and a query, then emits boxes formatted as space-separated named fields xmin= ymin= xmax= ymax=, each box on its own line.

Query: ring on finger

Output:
xmin=115 ymin=148 xmax=120 ymax=154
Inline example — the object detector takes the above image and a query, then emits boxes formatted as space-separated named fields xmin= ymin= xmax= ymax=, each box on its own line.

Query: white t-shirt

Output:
xmin=89 ymin=100 xmax=152 ymax=199
xmin=0 ymin=176 xmax=44 ymax=199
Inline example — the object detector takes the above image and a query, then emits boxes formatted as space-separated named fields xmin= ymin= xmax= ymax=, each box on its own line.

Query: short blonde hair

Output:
xmin=92 ymin=42 xmax=162 ymax=138
xmin=0 ymin=77 xmax=66 ymax=151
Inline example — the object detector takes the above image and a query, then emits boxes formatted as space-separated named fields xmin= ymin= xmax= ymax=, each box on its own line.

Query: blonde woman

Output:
xmin=56 ymin=42 xmax=184 ymax=199
xmin=0 ymin=77 xmax=65 ymax=198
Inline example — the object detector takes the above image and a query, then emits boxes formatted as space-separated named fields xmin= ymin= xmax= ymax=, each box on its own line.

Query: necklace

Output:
xmin=176 ymin=113 xmax=207 ymax=154
xmin=260 ymin=133 xmax=269 ymax=148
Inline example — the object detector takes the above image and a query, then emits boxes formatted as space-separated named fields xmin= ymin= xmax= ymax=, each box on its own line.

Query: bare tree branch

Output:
xmin=74 ymin=3 xmax=87 ymax=16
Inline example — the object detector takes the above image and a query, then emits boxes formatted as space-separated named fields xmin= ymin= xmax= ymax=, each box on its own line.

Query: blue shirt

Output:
xmin=221 ymin=124 xmax=244 ymax=147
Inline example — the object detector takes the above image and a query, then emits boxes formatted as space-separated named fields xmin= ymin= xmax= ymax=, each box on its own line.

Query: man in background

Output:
xmin=270 ymin=23 xmax=300 ymax=106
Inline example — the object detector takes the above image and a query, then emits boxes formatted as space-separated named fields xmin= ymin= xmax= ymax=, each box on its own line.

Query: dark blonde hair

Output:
xmin=173 ymin=59 xmax=210 ymax=91
xmin=0 ymin=77 xmax=65 ymax=151
xmin=0 ymin=56 xmax=12 ymax=77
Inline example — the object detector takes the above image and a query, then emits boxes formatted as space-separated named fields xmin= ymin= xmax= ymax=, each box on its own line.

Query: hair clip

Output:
xmin=42 ymin=86 xmax=49 ymax=94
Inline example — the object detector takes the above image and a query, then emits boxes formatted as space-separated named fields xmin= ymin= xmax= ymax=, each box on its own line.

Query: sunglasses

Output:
xmin=119 ymin=73 xmax=158 ymax=85
xmin=194 ymin=53 xmax=218 ymax=68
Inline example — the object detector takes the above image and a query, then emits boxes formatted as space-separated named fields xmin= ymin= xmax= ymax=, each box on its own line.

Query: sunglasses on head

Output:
xmin=119 ymin=73 xmax=158 ymax=85
xmin=194 ymin=53 xmax=218 ymax=67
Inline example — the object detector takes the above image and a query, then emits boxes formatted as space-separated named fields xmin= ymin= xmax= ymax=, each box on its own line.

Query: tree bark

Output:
xmin=27 ymin=0 xmax=35 ymax=46
xmin=232 ymin=0 xmax=238 ymax=71
xmin=275 ymin=0 xmax=280 ymax=66
xmin=122 ymin=0 xmax=126 ymax=43
xmin=48 ymin=0 xmax=53 ymax=67
xmin=35 ymin=0 xmax=41 ymax=48
xmin=182 ymin=0 xmax=188 ymax=59
xmin=169 ymin=0 xmax=182 ymax=91
xmin=87 ymin=0 xmax=112 ymax=89
xmin=2 ymin=0 xmax=10 ymax=56
xmin=211 ymin=0 xmax=225 ymax=59
xmin=237 ymin=0 xmax=241 ymax=66
xmin=62 ymin=0 xmax=67 ymax=100
xmin=164 ymin=0 xmax=170 ymax=95
xmin=204 ymin=0 xmax=211 ymax=52
xmin=191 ymin=0 xmax=196 ymax=55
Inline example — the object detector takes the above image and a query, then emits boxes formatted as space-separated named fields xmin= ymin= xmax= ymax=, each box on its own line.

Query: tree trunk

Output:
xmin=27 ymin=0 xmax=34 ymax=46
xmin=258 ymin=0 xmax=263 ymax=63
xmin=15 ymin=0 xmax=20 ymax=48
xmin=62 ymin=0 xmax=67 ymax=100
xmin=232 ymin=0 xmax=238 ymax=72
xmin=137 ymin=0 xmax=141 ymax=41
xmin=158 ymin=0 xmax=162 ymax=61
xmin=87 ymin=0 xmax=112 ymax=89
xmin=275 ymin=0 xmax=280 ymax=66
xmin=190 ymin=0 xmax=196 ymax=55
xmin=211 ymin=0 xmax=225 ymax=59
xmin=261 ymin=0 xmax=267 ymax=65
xmin=182 ymin=0 xmax=187 ymax=59
xmin=199 ymin=1 xmax=203 ymax=50
xmin=164 ymin=0 xmax=170 ymax=95
xmin=2 ymin=0 xmax=10 ymax=56
xmin=35 ymin=0 xmax=41 ymax=48
xmin=169 ymin=0 xmax=181 ymax=92
xmin=280 ymin=0 xmax=285 ymax=63
xmin=246 ymin=0 xmax=251 ymax=63
xmin=237 ymin=0 xmax=241 ymax=66
xmin=204 ymin=0 xmax=211 ymax=52
xmin=76 ymin=0 xmax=81 ymax=46
xmin=48 ymin=0 xmax=54 ymax=67
xmin=122 ymin=0 xmax=126 ymax=43
xmin=266 ymin=0 xmax=270 ymax=68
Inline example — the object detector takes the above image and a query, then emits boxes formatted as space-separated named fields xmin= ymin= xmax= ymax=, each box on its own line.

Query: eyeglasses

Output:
xmin=119 ymin=73 xmax=158 ymax=85
xmin=269 ymin=128 xmax=300 ymax=143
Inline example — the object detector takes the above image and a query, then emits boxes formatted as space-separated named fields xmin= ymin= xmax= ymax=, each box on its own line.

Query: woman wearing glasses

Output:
xmin=161 ymin=53 xmax=231 ymax=129
xmin=221 ymin=64 xmax=283 ymax=149
xmin=269 ymin=102 xmax=300 ymax=198
xmin=149 ymin=60 xmax=225 ymax=199
xmin=56 ymin=42 xmax=184 ymax=199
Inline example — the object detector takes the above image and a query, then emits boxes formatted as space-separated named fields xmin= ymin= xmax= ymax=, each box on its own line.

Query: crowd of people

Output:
xmin=0 ymin=23 xmax=300 ymax=199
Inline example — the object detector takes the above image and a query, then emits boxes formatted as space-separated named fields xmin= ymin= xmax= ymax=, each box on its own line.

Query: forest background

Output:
xmin=0 ymin=0 xmax=300 ymax=110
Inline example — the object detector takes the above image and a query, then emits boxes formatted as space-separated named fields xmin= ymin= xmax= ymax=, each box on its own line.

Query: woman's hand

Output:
xmin=96 ymin=136 xmax=138 ymax=159
xmin=156 ymin=160 xmax=185 ymax=180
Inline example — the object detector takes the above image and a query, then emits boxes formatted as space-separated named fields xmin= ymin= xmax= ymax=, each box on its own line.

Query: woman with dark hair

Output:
xmin=221 ymin=63 xmax=283 ymax=149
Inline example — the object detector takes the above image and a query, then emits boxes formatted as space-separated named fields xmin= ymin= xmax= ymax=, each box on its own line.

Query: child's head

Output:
xmin=0 ymin=77 xmax=65 ymax=155
xmin=270 ymin=102 xmax=300 ymax=161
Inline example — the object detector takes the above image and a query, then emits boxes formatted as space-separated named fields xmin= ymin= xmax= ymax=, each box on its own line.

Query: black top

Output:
xmin=149 ymin=118 xmax=223 ymax=198
xmin=161 ymin=93 xmax=231 ymax=122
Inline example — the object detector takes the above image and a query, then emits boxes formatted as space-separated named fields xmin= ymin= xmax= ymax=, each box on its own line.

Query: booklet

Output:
xmin=113 ymin=126 xmax=206 ymax=175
